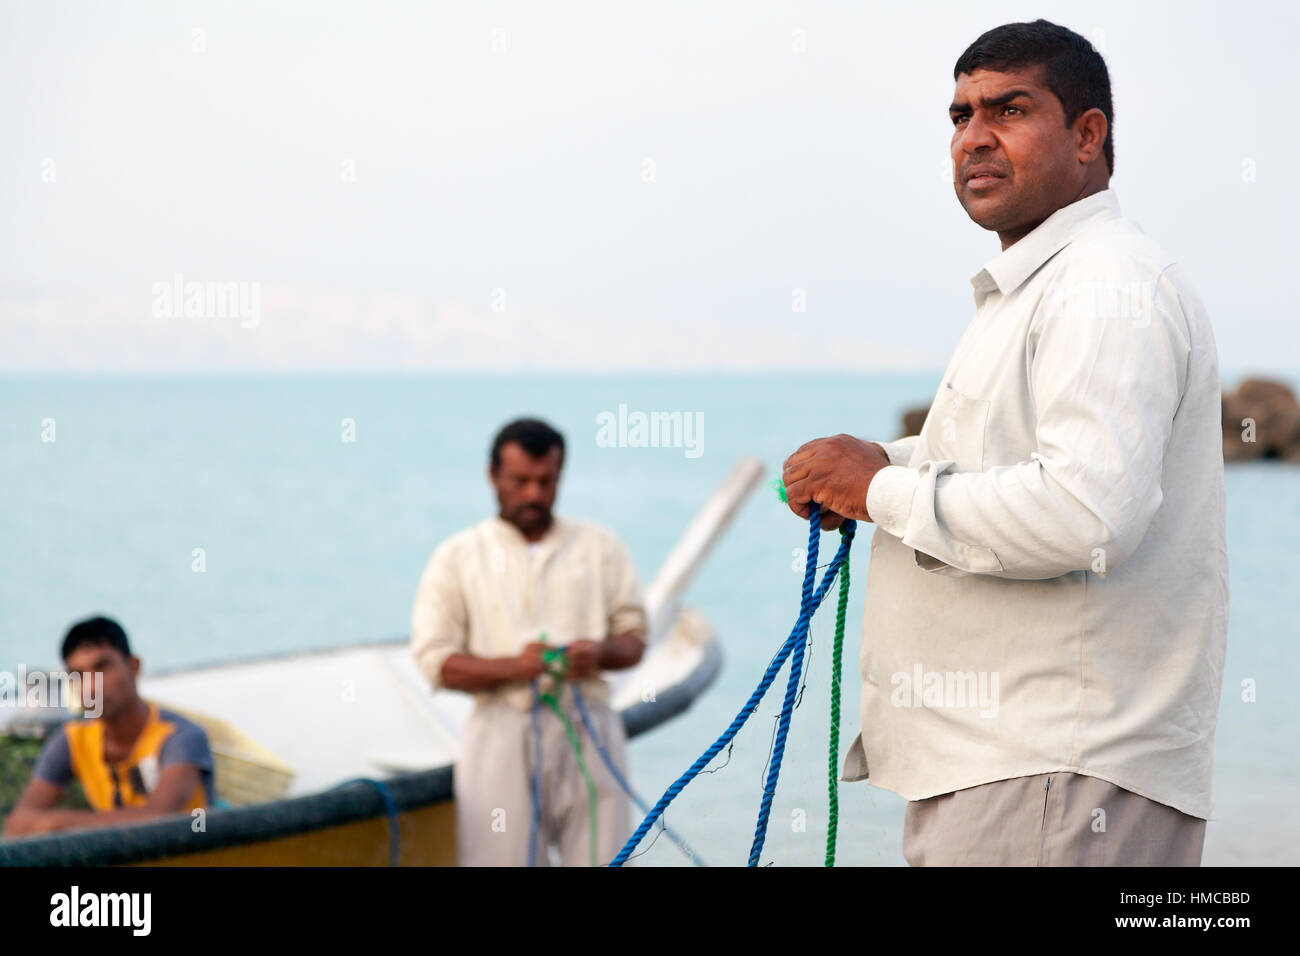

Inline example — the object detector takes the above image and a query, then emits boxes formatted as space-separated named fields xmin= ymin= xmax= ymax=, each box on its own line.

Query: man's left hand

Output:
xmin=564 ymin=639 xmax=603 ymax=680
xmin=782 ymin=435 xmax=891 ymax=525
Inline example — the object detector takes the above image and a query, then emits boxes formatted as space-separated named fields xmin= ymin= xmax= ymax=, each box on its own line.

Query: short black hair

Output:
xmin=490 ymin=418 xmax=565 ymax=471
xmin=954 ymin=19 xmax=1114 ymax=175
xmin=61 ymin=616 xmax=132 ymax=662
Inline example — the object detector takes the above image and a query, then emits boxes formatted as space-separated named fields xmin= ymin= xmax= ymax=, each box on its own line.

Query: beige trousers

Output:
xmin=453 ymin=688 xmax=631 ymax=866
xmin=902 ymin=772 xmax=1206 ymax=866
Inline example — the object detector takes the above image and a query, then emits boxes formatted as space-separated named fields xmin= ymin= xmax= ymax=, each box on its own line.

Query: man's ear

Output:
xmin=128 ymin=655 xmax=141 ymax=679
xmin=1074 ymin=107 xmax=1109 ymax=166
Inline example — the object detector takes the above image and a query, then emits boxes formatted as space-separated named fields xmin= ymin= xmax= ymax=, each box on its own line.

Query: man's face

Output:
xmin=949 ymin=65 xmax=1089 ymax=246
xmin=64 ymin=644 xmax=138 ymax=721
xmin=490 ymin=442 xmax=562 ymax=538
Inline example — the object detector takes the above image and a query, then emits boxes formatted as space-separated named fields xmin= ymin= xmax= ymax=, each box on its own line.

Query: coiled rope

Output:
xmin=610 ymin=503 xmax=855 ymax=867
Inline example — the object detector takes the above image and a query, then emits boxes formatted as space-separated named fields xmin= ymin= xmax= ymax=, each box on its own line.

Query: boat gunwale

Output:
xmin=139 ymin=634 xmax=426 ymax=680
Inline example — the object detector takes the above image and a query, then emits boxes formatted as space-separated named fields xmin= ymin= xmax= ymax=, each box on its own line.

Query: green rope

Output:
xmin=536 ymin=636 xmax=600 ymax=867
xmin=826 ymin=528 xmax=851 ymax=866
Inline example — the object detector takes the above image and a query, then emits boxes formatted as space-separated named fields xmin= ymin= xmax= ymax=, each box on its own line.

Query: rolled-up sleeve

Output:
xmin=410 ymin=541 xmax=469 ymax=689
xmin=866 ymin=260 xmax=1190 ymax=580
xmin=602 ymin=533 xmax=647 ymax=637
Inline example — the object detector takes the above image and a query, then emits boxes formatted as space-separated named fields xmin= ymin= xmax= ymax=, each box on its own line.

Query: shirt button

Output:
xmin=950 ymin=398 xmax=960 ymax=410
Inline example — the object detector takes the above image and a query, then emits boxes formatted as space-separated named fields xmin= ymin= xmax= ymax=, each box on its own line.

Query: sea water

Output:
xmin=1 ymin=373 xmax=1295 ymax=865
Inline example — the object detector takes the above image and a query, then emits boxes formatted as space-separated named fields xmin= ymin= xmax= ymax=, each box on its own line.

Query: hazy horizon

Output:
xmin=3 ymin=1 xmax=1296 ymax=374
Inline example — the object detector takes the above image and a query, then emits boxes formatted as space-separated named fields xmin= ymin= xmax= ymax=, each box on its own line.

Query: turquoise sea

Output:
xmin=2 ymin=373 xmax=1296 ymax=865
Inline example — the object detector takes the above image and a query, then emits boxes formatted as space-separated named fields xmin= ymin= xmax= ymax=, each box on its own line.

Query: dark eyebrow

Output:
xmin=949 ymin=88 xmax=1035 ymax=114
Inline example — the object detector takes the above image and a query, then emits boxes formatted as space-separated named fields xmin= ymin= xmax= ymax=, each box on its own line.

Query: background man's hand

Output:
xmin=5 ymin=807 xmax=70 ymax=836
xmin=782 ymin=436 xmax=891 ymax=526
xmin=515 ymin=642 xmax=548 ymax=681
xmin=564 ymin=639 xmax=602 ymax=680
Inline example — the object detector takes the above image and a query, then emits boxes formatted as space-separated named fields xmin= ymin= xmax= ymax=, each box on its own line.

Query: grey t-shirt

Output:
xmin=32 ymin=707 xmax=215 ymax=804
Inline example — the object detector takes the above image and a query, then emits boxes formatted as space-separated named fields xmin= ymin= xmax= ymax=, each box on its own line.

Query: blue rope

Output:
xmin=341 ymin=777 xmax=400 ymax=866
xmin=528 ymin=683 xmax=544 ymax=867
xmin=609 ymin=504 xmax=856 ymax=867
xmin=751 ymin=510 xmax=847 ymax=863
xmin=570 ymin=683 xmax=707 ymax=867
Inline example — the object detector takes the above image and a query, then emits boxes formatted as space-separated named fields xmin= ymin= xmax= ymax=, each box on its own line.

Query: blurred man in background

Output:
xmin=411 ymin=418 xmax=647 ymax=866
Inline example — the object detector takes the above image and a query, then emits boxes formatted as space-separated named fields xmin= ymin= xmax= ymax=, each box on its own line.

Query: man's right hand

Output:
xmin=816 ymin=442 xmax=887 ymax=531
xmin=514 ymin=642 xmax=549 ymax=681
xmin=781 ymin=437 xmax=891 ymax=530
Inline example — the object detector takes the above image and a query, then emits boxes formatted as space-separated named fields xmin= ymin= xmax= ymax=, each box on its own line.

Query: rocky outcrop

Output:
xmin=1222 ymin=378 xmax=1300 ymax=463
xmin=901 ymin=407 xmax=928 ymax=439
xmin=897 ymin=377 xmax=1300 ymax=464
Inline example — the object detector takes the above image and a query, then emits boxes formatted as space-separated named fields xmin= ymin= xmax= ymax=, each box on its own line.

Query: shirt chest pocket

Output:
xmin=926 ymin=383 xmax=990 ymax=473
xmin=539 ymin=564 xmax=603 ymax=633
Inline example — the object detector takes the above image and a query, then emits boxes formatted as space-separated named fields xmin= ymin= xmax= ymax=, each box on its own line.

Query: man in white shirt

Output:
xmin=782 ymin=19 xmax=1227 ymax=865
xmin=410 ymin=418 xmax=648 ymax=866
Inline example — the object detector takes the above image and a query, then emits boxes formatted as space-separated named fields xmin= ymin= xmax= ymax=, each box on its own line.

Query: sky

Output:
xmin=2 ymin=0 xmax=1296 ymax=375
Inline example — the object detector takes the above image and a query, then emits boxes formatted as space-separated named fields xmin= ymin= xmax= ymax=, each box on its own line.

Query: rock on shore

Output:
xmin=1222 ymin=378 xmax=1300 ymax=463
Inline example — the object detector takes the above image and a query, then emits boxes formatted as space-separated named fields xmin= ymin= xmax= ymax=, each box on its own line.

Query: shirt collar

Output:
xmin=492 ymin=513 xmax=566 ymax=550
xmin=970 ymin=187 xmax=1122 ymax=305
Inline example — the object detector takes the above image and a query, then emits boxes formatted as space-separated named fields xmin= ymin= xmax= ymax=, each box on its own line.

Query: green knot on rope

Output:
xmin=540 ymin=637 xmax=568 ymax=679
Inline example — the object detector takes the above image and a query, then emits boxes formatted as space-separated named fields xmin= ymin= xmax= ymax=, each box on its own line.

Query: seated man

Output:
xmin=3 ymin=616 xmax=215 ymax=837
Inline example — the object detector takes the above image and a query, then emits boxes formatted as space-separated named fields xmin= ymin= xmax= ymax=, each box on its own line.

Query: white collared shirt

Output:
xmin=847 ymin=188 xmax=1228 ymax=819
xmin=410 ymin=514 xmax=647 ymax=712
